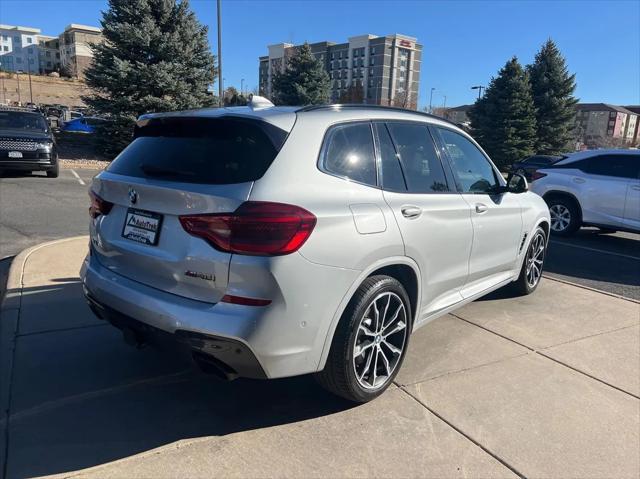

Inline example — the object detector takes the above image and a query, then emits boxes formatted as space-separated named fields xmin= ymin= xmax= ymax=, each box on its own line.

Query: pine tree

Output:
xmin=83 ymin=0 xmax=216 ymax=155
xmin=271 ymin=43 xmax=330 ymax=105
xmin=527 ymin=39 xmax=578 ymax=154
xmin=338 ymin=80 xmax=364 ymax=103
xmin=468 ymin=57 xmax=537 ymax=170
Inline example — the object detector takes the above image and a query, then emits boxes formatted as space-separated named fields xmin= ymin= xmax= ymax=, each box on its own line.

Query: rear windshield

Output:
xmin=107 ymin=117 xmax=288 ymax=184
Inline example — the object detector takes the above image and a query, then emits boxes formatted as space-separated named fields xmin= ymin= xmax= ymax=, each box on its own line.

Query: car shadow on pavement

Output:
xmin=4 ymin=282 xmax=355 ymax=478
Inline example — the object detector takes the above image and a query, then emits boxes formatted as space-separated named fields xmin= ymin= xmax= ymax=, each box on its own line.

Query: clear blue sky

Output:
xmin=1 ymin=0 xmax=638 ymax=108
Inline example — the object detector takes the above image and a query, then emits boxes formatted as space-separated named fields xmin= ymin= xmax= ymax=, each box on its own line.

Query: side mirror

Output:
xmin=507 ymin=172 xmax=528 ymax=193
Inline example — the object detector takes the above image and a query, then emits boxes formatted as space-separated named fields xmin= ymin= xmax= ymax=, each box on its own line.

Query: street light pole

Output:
xmin=216 ymin=0 xmax=223 ymax=107
xmin=16 ymin=71 xmax=21 ymax=105
xmin=27 ymin=67 xmax=33 ymax=104
xmin=442 ymin=95 xmax=447 ymax=109
xmin=471 ymin=85 xmax=484 ymax=100
xmin=241 ymin=78 xmax=244 ymax=96
xmin=428 ymin=87 xmax=435 ymax=113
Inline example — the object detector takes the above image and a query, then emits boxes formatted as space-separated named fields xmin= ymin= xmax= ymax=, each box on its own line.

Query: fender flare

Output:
xmin=316 ymin=255 xmax=422 ymax=371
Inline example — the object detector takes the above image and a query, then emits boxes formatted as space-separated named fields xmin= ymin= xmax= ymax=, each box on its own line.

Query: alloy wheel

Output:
xmin=525 ymin=231 xmax=546 ymax=287
xmin=353 ymin=292 xmax=407 ymax=390
xmin=549 ymin=204 xmax=571 ymax=232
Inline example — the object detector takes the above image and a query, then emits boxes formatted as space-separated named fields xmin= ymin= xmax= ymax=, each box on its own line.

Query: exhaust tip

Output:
xmin=122 ymin=327 xmax=146 ymax=349
xmin=192 ymin=351 xmax=239 ymax=381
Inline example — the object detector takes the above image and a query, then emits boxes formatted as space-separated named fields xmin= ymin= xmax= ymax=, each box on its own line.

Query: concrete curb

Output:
xmin=0 ymin=236 xmax=89 ymax=313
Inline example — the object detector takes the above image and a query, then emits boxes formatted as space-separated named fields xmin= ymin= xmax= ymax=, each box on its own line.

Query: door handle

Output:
xmin=573 ymin=177 xmax=586 ymax=184
xmin=475 ymin=203 xmax=488 ymax=214
xmin=631 ymin=185 xmax=640 ymax=191
xmin=401 ymin=205 xmax=422 ymax=219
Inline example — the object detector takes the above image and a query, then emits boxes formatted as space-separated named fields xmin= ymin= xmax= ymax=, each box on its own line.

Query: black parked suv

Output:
xmin=0 ymin=107 xmax=59 ymax=178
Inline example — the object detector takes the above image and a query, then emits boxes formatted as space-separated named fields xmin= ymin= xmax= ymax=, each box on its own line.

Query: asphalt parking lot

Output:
xmin=0 ymin=168 xmax=639 ymax=478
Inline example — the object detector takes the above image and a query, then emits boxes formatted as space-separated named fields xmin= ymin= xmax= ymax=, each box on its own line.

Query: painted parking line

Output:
xmin=550 ymin=240 xmax=640 ymax=261
xmin=69 ymin=169 xmax=86 ymax=186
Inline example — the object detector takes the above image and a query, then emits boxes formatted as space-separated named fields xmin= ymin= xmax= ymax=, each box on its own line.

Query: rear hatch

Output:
xmin=90 ymin=115 xmax=289 ymax=303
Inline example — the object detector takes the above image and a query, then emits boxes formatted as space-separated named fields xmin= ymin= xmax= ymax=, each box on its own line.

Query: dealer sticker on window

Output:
xmin=122 ymin=208 xmax=163 ymax=246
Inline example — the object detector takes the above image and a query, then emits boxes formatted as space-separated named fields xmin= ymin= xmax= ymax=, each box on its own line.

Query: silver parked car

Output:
xmin=530 ymin=149 xmax=640 ymax=235
xmin=81 ymin=98 xmax=550 ymax=402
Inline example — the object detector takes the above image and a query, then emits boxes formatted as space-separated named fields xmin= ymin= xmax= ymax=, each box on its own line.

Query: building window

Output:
xmin=353 ymin=59 xmax=357 ymax=67
xmin=46 ymin=51 xmax=51 ymax=57
xmin=370 ymin=58 xmax=375 ymax=66
xmin=354 ymin=49 xmax=358 ymax=57
xmin=2 ymin=46 xmax=7 ymax=52
xmin=370 ymin=47 xmax=376 ymax=55
xmin=369 ymin=68 xmax=374 ymax=76
xmin=331 ymin=53 xmax=334 ymax=60
xmin=339 ymin=51 xmax=342 ymax=59
xmin=14 ymin=36 xmax=20 ymax=43
xmin=16 ymin=57 xmax=22 ymax=63
xmin=27 ymin=37 xmax=33 ymax=44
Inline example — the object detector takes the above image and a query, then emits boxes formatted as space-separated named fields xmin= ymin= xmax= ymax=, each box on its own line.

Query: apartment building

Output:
xmin=575 ymin=103 xmax=639 ymax=147
xmin=59 ymin=24 xmax=103 ymax=78
xmin=0 ymin=24 xmax=40 ymax=73
xmin=259 ymin=33 xmax=422 ymax=109
xmin=38 ymin=35 xmax=61 ymax=74
xmin=623 ymin=105 xmax=640 ymax=146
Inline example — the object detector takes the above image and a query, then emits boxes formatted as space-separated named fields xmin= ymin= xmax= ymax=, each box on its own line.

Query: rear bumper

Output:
xmin=80 ymin=249 xmax=360 ymax=379
xmin=84 ymin=290 xmax=267 ymax=379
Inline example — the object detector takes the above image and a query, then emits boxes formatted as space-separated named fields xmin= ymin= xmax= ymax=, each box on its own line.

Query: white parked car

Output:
xmin=530 ymin=149 xmax=640 ymax=235
xmin=81 ymin=98 xmax=550 ymax=402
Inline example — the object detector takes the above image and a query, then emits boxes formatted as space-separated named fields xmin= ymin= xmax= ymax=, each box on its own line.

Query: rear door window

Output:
xmin=574 ymin=154 xmax=639 ymax=179
xmin=386 ymin=122 xmax=449 ymax=193
xmin=107 ymin=117 xmax=287 ymax=184
xmin=320 ymin=122 xmax=377 ymax=186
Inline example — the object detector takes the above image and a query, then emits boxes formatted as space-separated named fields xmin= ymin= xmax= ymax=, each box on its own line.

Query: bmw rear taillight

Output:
xmin=89 ymin=190 xmax=113 ymax=219
xmin=531 ymin=171 xmax=547 ymax=182
xmin=179 ymin=201 xmax=316 ymax=256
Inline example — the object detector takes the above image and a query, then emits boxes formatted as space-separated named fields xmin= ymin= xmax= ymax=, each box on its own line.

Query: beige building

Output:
xmin=37 ymin=35 xmax=60 ymax=74
xmin=59 ymin=24 xmax=102 ymax=78
xmin=259 ymin=33 xmax=422 ymax=109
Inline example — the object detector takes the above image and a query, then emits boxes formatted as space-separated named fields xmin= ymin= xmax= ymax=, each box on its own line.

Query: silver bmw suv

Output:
xmin=81 ymin=98 xmax=550 ymax=402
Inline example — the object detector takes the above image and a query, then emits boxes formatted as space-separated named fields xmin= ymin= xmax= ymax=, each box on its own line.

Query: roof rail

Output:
xmin=295 ymin=103 xmax=461 ymax=127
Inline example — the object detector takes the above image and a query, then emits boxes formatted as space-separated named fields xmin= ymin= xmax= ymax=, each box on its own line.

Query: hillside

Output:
xmin=0 ymin=72 xmax=89 ymax=107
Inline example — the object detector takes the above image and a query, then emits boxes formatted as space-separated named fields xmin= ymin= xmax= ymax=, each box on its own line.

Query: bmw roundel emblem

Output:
xmin=128 ymin=187 xmax=138 ymax=205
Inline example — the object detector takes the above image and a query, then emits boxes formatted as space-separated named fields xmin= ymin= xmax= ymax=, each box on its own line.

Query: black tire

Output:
xmin=512 ymin=227 xmax=547 ymax=296
xmin=315 ymin=275 xmax=412 ymax=403
xmin=547 ymin=196 xmax=580 ymax=236
xmin=46 ymin=162 xmax=59 ymax=178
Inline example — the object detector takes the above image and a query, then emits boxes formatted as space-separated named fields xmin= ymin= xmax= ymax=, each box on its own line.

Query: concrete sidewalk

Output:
xmin=1 ymin=237 xmax=638 ymax=478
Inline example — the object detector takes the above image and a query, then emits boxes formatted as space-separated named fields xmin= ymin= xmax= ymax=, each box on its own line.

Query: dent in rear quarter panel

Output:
xmin=248 ymin=112 xmax=405 ymax=271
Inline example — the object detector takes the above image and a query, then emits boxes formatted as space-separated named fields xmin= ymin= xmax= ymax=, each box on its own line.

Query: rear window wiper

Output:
xmin=139 ymin=164 xmax=195 ymax=177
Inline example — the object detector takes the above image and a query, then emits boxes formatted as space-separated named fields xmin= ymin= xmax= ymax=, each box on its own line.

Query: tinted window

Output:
xmin=374 ymin=122 xmax=406 ymax=192
xmin=107 ymin=117 xmax=286 ymax=184
xmin=574 ymin=154 xmax=639 ymax=179
xmin=386 ymin=122 xmax=448 ymax=193
xmin=437 ymin=128 xmax=499 ymax=193
xmin=322 ymin=122 xmax=377 ymax=186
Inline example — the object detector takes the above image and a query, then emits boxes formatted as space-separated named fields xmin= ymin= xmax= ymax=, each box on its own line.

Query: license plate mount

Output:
xmin=121 ymin=208 xmax=163 ymax=246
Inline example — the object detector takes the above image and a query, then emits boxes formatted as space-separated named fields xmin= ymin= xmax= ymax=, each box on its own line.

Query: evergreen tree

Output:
xmin=83 ymin=0 xmax=216 ymax=156
xmin=468 ymin=57 xmax=537 ymax=169
xmin=271 ymin=43 xmax=330 ymax=105
xmin=338 ymin=80 xmax=364 ymax=103
xmin=223 ymin=86 xmax=248 ymax=106
xmin=527 ymin=39 xmax=578 ymax=154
